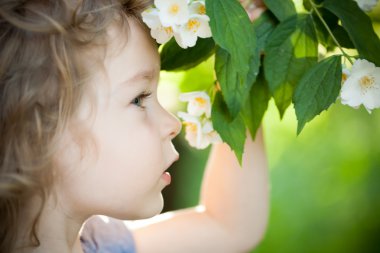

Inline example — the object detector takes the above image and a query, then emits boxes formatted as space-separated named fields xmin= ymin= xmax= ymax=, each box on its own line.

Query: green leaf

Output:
xmin=214 ymin=47 xmax=243 ymax=118
xmin=311 ymin=8 xmax=339 ymax=51
xmin=242 ymin=66 xmax=271 ymax=140
xmin=211 ymin=91 xmax=246 ymax=164
xmin=215 ymin=45 xmax=259 ymax=119
xmin=253 ymin=10 xmax=278 ymax=53
xmin=160 ymin=38 xmax=215 ymax=71
xmin=264 ymin=14 xmax=318 ymax=118
xmin=310 ymin=8 xmax=354 ymax=51
xmin=323 ymin=0 xmax=380 ymax=66
xmin=206 ymin=0 xmax=253 ymax=73
xmin=332 ymin=25 xmax=355 ymax=49
xmin=263 ymin=0 xmax=296 ymax=22
xmin=207 ymin=0 xmax=256 ymax=117
xmin=293 ymin=55 xmax=342 ymax=134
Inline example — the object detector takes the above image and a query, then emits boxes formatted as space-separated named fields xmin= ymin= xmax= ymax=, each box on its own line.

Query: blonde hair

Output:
xmin=0 ymin=0 xmax=152 ymax=251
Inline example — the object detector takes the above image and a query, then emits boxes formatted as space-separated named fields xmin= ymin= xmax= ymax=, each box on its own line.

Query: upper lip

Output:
xmin=165 ymin=154 xmax=179 ymax=171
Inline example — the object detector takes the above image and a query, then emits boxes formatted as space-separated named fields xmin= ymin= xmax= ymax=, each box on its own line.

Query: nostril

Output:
xmin=161 ymin=106 xmax=182 ymax=139
xmin=169 ymin=114 xmax=182 ymax=139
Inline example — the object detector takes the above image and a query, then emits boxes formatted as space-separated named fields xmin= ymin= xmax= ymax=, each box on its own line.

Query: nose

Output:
xmin=159 ymin=106 xmax=182 ymax=140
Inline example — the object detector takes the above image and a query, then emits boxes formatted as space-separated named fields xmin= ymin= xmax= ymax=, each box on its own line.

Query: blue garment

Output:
xmin=80 ymin=216 xmax=136 ymax=253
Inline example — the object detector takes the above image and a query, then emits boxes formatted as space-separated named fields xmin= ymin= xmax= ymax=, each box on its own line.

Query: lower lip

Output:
xmin=162 ymin=172 xmax=171 ymax=185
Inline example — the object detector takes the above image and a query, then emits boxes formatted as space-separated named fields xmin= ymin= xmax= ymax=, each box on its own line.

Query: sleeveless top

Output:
xmin=80 ymin=215 xmax=136 ymax=253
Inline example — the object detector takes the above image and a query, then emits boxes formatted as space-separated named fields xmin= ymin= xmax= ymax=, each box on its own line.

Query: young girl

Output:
xmin=0 ymin=0 xmax=269 ymax=252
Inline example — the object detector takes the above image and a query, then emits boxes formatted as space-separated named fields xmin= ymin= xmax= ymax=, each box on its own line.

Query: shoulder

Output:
xmin=80 ymin=215 xmax=136 ymax=253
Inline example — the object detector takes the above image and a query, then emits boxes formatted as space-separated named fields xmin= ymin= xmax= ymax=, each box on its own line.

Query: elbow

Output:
xmin=240 ymin=233 xmax=267 ymax=252
xmin=232 ymin=218 xmax=269 ymax=253
xmin=239 ymin=230 xmax=267 ymax=253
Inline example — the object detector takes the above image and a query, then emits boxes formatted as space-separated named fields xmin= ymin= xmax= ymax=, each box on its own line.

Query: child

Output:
xmin=0 ymin=0 xmax=269 ymax=252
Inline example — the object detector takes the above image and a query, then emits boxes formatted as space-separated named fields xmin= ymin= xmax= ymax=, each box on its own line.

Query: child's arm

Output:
xmin=131 ymin=127 xmax=269 ymax=253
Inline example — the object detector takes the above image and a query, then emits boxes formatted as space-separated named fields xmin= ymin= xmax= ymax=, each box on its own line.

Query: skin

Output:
xmin=55 ymin=19 xmax=181 ymax=222
xmin=16 ymin=18 xmax=181 ymax=253
xmin=16 ymin=2 xmax=269 ymax=252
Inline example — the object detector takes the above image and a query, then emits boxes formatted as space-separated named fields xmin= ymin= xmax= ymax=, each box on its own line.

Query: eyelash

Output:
xmin=131 ymin=91 xmax=152 ymax=109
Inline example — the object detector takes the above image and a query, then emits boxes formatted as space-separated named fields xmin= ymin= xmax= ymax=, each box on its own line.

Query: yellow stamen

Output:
xmin=187 ymin=19 xmax=200 ymax=32
xmin=184 ymin=122 xmax=198 ymax=133
xmin=169 ymin=4 xmax=179 ymax=14
xmin=198 ymin=5 xmax=206 ymax=15
xmin=164 ymin=26 xmax=173 ymax=35
xmin=342 ymin=73 xmax=348 ymax=83
xmin=195 ymin=97 xmax=207 ymax=107
xmin=360 ymin=75 xmax=375 ymax=89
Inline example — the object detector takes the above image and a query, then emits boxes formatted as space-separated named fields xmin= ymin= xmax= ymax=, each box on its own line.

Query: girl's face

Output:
xmin=56 ymin=18 xmax=181 ymax=220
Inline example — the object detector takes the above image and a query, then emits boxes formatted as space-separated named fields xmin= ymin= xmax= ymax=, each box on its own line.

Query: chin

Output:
xmin=121 ymin=194 xmax=165 ymax=220
xmin=140 ymin=194 xmax=165 ymax=218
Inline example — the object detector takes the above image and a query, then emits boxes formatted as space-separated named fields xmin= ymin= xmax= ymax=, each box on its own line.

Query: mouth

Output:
xmin=161 ymin=171 xmax=172 ymax=185
xmin=161 ymin=155 xmax=179 ymax=185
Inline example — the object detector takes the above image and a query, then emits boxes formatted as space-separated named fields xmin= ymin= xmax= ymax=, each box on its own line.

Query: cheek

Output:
xmin=89 ymin=113 xmax=165 ymax=192
xmin=99 ymin=112 xmax=162 ymax=164
xmin=53 ymin=97 xmax=167 ymax=217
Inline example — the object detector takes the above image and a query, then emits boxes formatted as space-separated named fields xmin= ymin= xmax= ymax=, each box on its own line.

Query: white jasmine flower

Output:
xmin=155 ymin=0 xmax=189 ymax=27
xmin=202 ymin=120 xmax=222 ymax=144
xmin=177 ymin=112 xmax=221 ymax=149
xmin=177 ymin=112 xmax=207 ymax=149
xmin=340 ymin=59 xmax=380 ymax=113
xmin=179 ymin=91 xmax=211 ymax=117
xmin=354 ymin=0 xmax=379 ymax=12
xmin=189 ymin=1 xmax=207 ymax=15
xmin=142 ymin=0 xmax=212 ymax=48
xmin=177 ymin=90 xmax=221 ymax=149
xmin=174 ymin=14 xmax=211 ymax=48
xmin=142 ymin=8 xmax=174 ymax=44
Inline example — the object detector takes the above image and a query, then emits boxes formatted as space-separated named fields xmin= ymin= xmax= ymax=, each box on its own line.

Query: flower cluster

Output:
xmin=142 ymin=0 xmax=212 ymax=49
xmin=340 ymin=59 xmax=380 ymax=113
xmin=177 ymin=91 xmax=221 ymax=149
xmin=354 ymin=0 xmax=379 ymax=12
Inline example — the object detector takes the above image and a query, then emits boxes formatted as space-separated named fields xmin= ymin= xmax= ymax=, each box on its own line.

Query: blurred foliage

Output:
xmin=160 ymin=2 xmax=380 ymax=253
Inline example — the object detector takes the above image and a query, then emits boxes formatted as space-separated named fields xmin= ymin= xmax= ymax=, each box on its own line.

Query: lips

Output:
xmin=161 ymin=171 xmax=171 ymax=185
xmin=161 ymin=154 xmax=179 ymax=185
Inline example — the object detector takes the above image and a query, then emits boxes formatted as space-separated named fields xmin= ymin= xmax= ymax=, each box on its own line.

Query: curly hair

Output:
xmin=0 ymin=0 xmax=152 ymax=252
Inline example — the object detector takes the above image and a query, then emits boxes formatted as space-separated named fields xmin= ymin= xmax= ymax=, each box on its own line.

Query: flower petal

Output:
xmin=189 ymin=1 xmax=207 ymax=15
xmin=340 ymin=76 xmax=364 ymax=108
xmin=362 ymin=69 xmax=380 ymax=111
xmin=354 ymin=0 xmax=379 ymax=11
xmin=150 ymin=26 xmax=173 ymax=44
xmin=173 ymin=31 xmax=188 ymax=49
xmin=156 ymin=0 xmax=189 ymax=27
xmin=207 ymin=131 xmax=222 ymax=144
xmin=178 ymin=112 xmax=204 ymax=148
xmin=201 ymin=120 xmax=213 ymax=133
xmin=179 ymin=91 xmax=211 ymax=117
xmin=176 ymin=25 xmax=198 ymax=48
xmin=351 ymin=59 xmax=376 ymax=76
xmin=196 ymin=17 xmax=212 ymax=38
xmin=142 ymin=8 xmax=161 ymax=29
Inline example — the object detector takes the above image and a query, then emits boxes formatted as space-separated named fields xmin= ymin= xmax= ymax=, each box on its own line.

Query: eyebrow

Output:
xmin=120 ymin=69 xmax=159 ymax=86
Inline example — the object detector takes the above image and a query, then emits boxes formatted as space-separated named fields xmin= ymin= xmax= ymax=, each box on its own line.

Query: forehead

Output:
xmin=104 ymin=18 xmax=160 ymax=85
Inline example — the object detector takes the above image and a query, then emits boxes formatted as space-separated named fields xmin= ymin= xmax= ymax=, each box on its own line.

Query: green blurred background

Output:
xmin=158 ymin=2 xmax=380 ymax=253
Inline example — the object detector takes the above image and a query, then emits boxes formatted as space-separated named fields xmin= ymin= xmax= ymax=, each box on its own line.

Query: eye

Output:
xmin=131 ymin=91 xmax=152 ymax=109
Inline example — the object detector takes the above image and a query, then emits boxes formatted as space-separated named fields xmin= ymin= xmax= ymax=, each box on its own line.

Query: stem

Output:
xmin=310 ymin=0 xmax=354 ymax=64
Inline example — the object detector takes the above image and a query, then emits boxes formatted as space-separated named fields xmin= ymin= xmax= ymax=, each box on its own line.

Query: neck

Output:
xmin=15 ymin=195 xmax=86 ymax=253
